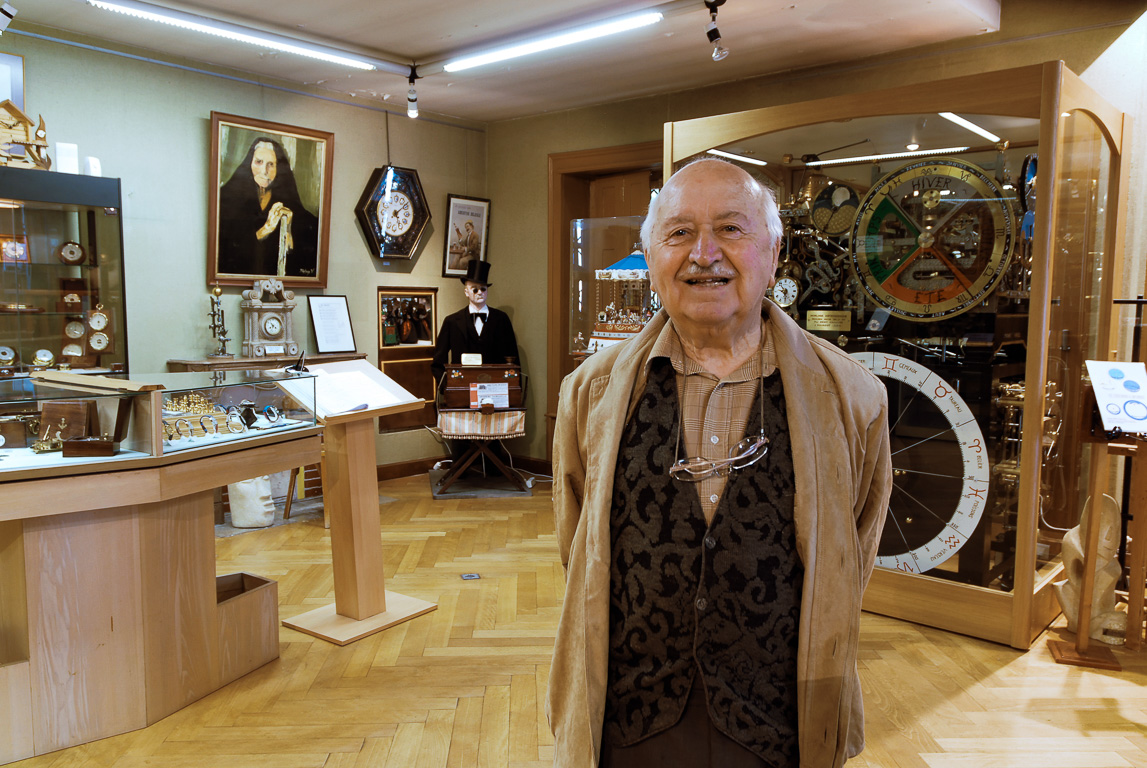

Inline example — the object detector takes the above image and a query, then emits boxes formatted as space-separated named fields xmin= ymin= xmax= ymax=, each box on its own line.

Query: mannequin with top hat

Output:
xmin=431 ymin=260 xmax=520 ymax=385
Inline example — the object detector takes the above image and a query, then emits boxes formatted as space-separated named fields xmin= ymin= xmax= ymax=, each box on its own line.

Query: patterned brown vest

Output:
xmin=605 ymin=358 xmax=802 ymax=766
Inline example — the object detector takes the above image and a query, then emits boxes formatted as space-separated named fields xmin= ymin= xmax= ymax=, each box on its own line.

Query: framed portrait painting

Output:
xmin=442 ymin=194 xmax=490 ymax=278
xmin=207 ymin=112 xmax=334 ymax=288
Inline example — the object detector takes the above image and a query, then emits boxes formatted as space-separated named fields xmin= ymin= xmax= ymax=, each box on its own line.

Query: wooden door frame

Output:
xmin=545 ymin=141 xmax=662 ymax=450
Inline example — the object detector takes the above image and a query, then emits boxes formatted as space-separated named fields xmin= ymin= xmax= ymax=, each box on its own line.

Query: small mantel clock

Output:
xmin=240 ymin=279 xmax=299 ymax=358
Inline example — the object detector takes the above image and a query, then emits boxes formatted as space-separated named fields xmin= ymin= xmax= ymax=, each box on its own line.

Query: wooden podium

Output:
xmin=279 ymin=360 xmax=437 ymax=645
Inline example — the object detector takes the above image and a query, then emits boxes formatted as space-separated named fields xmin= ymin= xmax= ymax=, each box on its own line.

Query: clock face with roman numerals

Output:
xmin=852 ymin=352 xmax=990 ymax=574
xmin=850 ymin=158 xmax=1015 ymax=321
xmin=355 ymin=166 xmax=431 ymax=259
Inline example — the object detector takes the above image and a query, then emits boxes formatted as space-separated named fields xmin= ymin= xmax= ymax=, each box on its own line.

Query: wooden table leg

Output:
xmin=282 ymin=417 xmax=435 ymax=645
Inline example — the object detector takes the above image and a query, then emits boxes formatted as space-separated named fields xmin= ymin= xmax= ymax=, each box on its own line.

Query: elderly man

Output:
xmin=548 ymin=159 xmax=891 ymax=768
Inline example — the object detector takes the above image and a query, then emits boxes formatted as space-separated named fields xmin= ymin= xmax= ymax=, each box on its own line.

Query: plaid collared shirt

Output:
xmin=647 ymin=317 xmax=778 ymax=522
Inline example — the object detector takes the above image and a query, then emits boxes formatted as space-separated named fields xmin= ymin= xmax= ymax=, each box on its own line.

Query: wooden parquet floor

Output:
xmin=10 ymin=474 xmax=1147 ymax=767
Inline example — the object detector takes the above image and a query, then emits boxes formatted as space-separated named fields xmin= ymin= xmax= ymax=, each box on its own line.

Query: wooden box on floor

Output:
xmin=217 ymin=572 xmax=279 ymax=683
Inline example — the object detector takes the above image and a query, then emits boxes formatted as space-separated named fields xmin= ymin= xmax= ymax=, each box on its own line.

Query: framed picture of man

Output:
xmin=207 ymin=112 xmax=334 ymax=288
xmin=442 ymin=194 xmax=490 ymax=278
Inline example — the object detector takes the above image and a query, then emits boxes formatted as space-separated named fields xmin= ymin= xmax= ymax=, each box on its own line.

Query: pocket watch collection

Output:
xmin=765 ymin=151 xmax=1045 ymax=591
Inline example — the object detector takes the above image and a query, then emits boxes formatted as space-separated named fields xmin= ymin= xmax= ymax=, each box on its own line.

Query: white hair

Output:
xmin=640 ymin=157 xmax=783 ymax=253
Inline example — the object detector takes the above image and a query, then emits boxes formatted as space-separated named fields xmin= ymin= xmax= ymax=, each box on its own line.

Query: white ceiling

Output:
xmin=15 ymin=0 xmax=1003 ymax=123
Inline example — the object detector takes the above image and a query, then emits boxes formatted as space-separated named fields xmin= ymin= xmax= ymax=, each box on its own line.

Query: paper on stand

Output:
xmin=278 ymin=370 xmax=402 ymax=420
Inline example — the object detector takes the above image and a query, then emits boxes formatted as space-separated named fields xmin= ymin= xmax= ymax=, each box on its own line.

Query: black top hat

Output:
xmin=461 ymin=260 xmax=492 ymax=286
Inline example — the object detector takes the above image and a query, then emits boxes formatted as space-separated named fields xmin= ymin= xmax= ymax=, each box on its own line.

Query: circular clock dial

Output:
xmin=62 ymin=343 xmax=83 ymax=357
xmin=57 ymin=241 xmax=86 ymax=265
xmin=850 ymin=158 xmax=1016 ymax=321
xmin=810 ymin=182 xmax=860 ymax=237
xmin=65 ymin=320 xmax=85 ymax=339
xmin=0 ymin=345 xmax=15 ymax=364
xmin=88 ymin=306 xmax=109 ymax=331
xmin=89 ymin=332 xmax=109 ymax=352
xmin=852 ymin=352 xmax=990 ymax=574
xmin=771 ymin=276 xmax=800 ymax=308
xmin=3 ymin=240 xmax=25 ymax=260
xmin=378 ymin=191 xmax=414 ymax=236
xmin=263 ymin=315 xmax=283 ymax=338
xmin=33 ymin=348 xmax=55 ymax=367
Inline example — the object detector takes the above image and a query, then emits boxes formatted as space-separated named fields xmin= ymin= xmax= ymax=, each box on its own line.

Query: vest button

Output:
xmin=695 ymin=597 xmax=707 ymax=611
xmin=704 ymin=535 xmax=716 ymax=549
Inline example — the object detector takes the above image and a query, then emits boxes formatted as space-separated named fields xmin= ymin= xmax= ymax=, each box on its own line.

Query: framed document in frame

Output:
xmin=308 ymin=294 xmax=356 ymax=353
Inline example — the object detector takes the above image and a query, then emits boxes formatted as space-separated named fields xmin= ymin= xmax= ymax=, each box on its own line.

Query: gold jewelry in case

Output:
xmin=166 ymin=392 xmax=221 ymax=415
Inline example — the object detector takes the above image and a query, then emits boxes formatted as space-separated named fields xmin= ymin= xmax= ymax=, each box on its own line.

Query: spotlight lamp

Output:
xmin=406 ymin=67 xmax=419 ymax=119
xmin=704 ymin=0 xmax=728 ymax=62
xmin=0 ymin=3 xmax=16 ymax=35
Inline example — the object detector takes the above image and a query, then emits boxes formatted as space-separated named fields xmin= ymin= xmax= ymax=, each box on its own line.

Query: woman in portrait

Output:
xmin=217 ymin=137 xmax=320 ymax=278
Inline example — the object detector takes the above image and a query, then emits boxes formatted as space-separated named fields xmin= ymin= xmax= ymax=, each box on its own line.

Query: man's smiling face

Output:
xmin=646 ymin=160 xmax=779 ymax=337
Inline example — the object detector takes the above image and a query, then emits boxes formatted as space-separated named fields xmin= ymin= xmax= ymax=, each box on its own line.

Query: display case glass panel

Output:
xmin=0 ymin=167 xmax=128 ymax=377
xmin=0 ymin=370 xmax=316 ymax=473
xmin=144 ymin=370 xmax=317 ymax=454
xmin=568 ymin=215 xmax=659 ymax=358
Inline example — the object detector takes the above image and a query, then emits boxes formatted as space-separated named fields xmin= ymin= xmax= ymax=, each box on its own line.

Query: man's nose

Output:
xmin=689 ymin=230 xmax=722 ymax=266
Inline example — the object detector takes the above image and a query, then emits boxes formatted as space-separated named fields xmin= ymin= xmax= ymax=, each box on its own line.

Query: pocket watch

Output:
xmin=851 ymin=351 xmax=990 ymax=574
xmin=88 ymin=304 xmax=110 ymax=331
xmin=57 ymin=241 xmax=87 ymax=265
xmin=65 ymin=320 xmax=86 ymax=339
xmin=849 ymin=157 xmax=1016 ymax=321
xmin=88 ymin=331 xmax=110 ymax=352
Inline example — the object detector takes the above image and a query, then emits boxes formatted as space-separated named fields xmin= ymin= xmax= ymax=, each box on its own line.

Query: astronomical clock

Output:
xmin=666 ymin=61 xmax=1129 ymax=649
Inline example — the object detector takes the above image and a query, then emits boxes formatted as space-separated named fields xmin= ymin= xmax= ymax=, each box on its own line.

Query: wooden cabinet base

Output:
xmin=283 ymin=590 xmax=436 ymax=646
xmin=0 ymin=434 xmax=318 ymax=764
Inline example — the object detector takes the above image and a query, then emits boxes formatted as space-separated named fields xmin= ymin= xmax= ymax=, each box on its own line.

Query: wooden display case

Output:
xmin=0 ymin=166 xmax=129 ymax=376
xmin=0 ymin=370 xmax=318 ymax=479
xmin=0 ymin=407 xmax=321 ymax=763
xmin=662 ymin=61 xmax=1130 ymax=649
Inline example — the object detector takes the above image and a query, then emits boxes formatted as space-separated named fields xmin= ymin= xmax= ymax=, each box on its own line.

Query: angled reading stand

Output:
xmin=277 ymin=359 xmax=436 ymax=645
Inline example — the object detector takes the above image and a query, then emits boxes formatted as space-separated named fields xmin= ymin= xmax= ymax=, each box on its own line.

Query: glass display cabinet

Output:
xmin=0 ymin=166 xmax=129 ymax=377
xmin=0 ymin=369 xmax=317 ymax=478
xmin=568 ymin=215 xmax=660 ymax=358
xmin=662 ymin=61 xmax=1130 ymax=648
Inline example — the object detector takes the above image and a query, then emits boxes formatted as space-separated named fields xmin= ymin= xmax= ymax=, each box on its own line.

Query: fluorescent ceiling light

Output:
xmin=806 ymin=146 xmax=971 ymax=168
xmin=444 ymin=12 xmax=663 ymax=72
xmin=938 ymin=112 xmax=1001 ymax=143
xmin=87 ymin=0 xmax=392 ymax=71
xmin=707 ymin=149 xmax=767 ymax=166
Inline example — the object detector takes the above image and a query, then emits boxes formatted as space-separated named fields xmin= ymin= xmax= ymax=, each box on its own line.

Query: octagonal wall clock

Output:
xmin=355 ymin=166 xmax=432 ymax=260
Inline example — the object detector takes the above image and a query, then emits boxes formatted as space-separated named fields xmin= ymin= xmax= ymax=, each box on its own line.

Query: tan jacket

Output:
xmin=548 ymin=305 xmax=892 ymax=768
